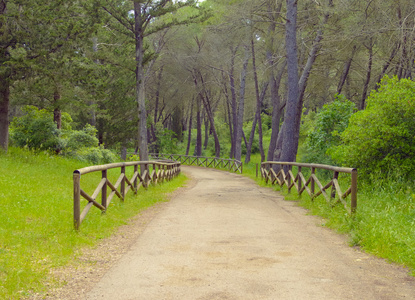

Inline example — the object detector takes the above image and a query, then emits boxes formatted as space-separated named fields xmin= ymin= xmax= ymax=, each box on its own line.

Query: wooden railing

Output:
xmin=73 ymin=161 xmax=181 ymax=230
xmin=149 ymin=153 xmax=243 ymax=174
xmin=261 ymin=161 xmax=357 ymax=214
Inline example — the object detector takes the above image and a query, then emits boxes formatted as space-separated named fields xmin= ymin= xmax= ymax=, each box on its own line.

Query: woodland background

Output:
xmin=1 ymin=0 xmax=415 ymax=176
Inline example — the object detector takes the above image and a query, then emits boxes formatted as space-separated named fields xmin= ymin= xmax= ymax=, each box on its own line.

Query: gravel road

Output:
xmin=42 ymin=166 xmax=415 ymax=299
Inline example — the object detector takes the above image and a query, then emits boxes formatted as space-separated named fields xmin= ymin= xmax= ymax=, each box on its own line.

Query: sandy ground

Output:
xmin=37 ymin=166 xmax=415 ymax=299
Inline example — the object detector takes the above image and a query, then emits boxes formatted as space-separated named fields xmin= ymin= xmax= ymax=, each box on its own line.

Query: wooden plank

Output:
xmin=107 ymin=178 xmax=123 ymax=199
xmin=288 ymin=170 xmax=299 ymax=192
xmin=91 ymin=178 xmax=107 ymax=200
xmin=342 ymin=187 xmax=352 ymax=199
xmin=80 ymin=202 xmax=94 ymax=223
xmin=125 ymin=176 xmax=137 ymax=194
xmin=298 ymin=173 xmax=312 ymax=197
xmin=80 ymin=189 xmax=106 ymax=211
xmin=332 ymin=179 xmax=344 ymax=200
xmin=311 ymin=174 xmax=330 ymax=203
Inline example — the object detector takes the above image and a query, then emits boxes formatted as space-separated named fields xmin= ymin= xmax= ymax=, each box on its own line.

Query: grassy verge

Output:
xmin=0 ymin=147 xmax=187 ymax=299
xmin=241 ymin=154 xmax=415 ymax=275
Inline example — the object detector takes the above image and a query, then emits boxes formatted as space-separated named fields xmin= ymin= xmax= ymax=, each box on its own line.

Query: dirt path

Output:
xmin=46 ymin=166 xmax=415 ymax=299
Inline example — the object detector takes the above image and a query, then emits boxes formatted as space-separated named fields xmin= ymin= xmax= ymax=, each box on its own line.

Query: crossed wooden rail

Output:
xmin=261 ymin=161 xmax=357 ymax=214
xmin=149 ymin=153 xmax=243 ymax=173
xmin=73 ymin=161 xmax=181 ymax=230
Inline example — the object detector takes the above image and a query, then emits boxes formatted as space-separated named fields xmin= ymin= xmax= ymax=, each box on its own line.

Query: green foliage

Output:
xmin=151 ymin=123 xmax=178 ymax=154
xmin=10 ymin=106 xmax=117 ymax=164
xmin=64 ymin=124 xmax=99 ymax=152
xmin=10 ymin=106 xmax=63 ymax=152
xmin=301 ymin=95 xmax=355 ymax=165
xmin=70 ymin=145 xmax=118 ymax=165
xmin=329 ymin=76 xmax=415 ymax=179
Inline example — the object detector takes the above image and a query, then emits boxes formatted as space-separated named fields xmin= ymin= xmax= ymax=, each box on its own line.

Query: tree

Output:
xmin=279 ymin=0 xmax=299 ymax=164
xmin=0 ymin=0 xmax=100 ymax=152
xmin=102 ymin=0 xmax=207 ymax=161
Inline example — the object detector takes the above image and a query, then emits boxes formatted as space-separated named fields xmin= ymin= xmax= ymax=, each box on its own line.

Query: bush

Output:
xmin=301 ymin=95 xmax=355 ymax=165
xmin=10 ymin=106 xmax=118 ymax=164
xmin=150 ymin=123 xmax=178 ymax=154
xmin=10 ymin=106 xmax=63 ymax=152
xmin=73 ymin=146 xmax=118 ymax=165
xmin=64 ymin=124 xmax=99 ymax=152
xmin=329 ymin=76 xmax=415 ymax=179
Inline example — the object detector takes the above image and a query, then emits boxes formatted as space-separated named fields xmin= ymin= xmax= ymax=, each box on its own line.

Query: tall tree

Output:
xmin=0 ymin=0 xmax=99 ymax=151
xmin=279 ymin=0 xmax=299 ymax=163
xmin=102 ymin=0 xmax=207 ymax=160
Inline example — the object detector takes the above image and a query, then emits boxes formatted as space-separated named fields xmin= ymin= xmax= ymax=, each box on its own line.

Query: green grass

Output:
xmin=0 ymin=147 xmax=187 ymax=299
xmin=240 ymin=154 xmax=415 ymax=275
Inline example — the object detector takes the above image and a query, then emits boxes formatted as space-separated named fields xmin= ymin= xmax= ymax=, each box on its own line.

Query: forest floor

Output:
xmin=32 ymin=166 xmax=415 ymax=300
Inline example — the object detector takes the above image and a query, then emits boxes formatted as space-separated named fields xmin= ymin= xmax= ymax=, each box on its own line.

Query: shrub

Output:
xmin=10 ymin=106 xmax=117 ymax=164
xmin=10 ymin=106 xmax=63 ymax=152
xmin=64 ymin=124 xmax=99 ymax=152
xmin=302 ymin=95 xmax=355 ymax=165
xmin=150 ymin=123 xmax=178 ymax=154
xmin=329 ymin=76 xmax=415 ymax=179
xmin=72 ymin=145 xmax=117 ymax=164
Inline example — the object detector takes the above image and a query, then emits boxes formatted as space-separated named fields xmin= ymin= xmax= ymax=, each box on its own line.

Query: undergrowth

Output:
xmin=0 ymin=147 xmax=187 ymax=299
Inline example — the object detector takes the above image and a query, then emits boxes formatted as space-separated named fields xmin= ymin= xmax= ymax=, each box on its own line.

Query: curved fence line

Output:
xmin=149 ymin=153 xmax=243 ymax=174
xmin=73 ymin=160 xmax=181 ymax=230
xmin=261 ymin=161 xmax=357 ymax=214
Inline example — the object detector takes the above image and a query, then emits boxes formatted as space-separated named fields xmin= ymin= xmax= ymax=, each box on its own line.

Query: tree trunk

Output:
xmin=222 ymin=71 xmax=233 ymax=158
xmin=134 ymin=2 xmax=148 ymax=162
xmin=374 ymin=42 xmax=400 ymax=90
xmin=337 ymin=45 xmax=357 ymax=95
xmin=229 ymin=47 xmax=238 ymax=158
xmin=0 ymin=73 xmax=9 ymax=152
xmin=245 ymin=83 xmax=268 ymax=163
xmin=265 ymin=0 xmax=284 ymax=162
xmin=360 ymin=39 xmax=373 ymax=110
xmin=234 ymin=47 xmax=250 ymax=162
xmin=245 ymin=35 xmax=267 ymax=164
xmin=293 ymin=7 xmax=330 ymax=158
xmin=199 ymin=74 xmax=221 ymax=157
xmin=186 ymin=97 xmax=193 ymax=156
xmin=194 ymin=95 xmax=202 ymax=156
xmin=267 ymin=62 xmax=286 ymax=161
xmin=0 ymin=1 xmax=9 ymax=152
xmin=53 ymin=90 xmax=62 ymax=130
xmin=279 ymin=0 xmax=299 ymax=164
xmin=203 ymin=111 xmax=208 ymax=150
xmin=154 ymin=66 xmax=163 ymax=125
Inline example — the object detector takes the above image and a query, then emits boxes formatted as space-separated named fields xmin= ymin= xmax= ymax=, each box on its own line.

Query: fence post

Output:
xmin=351 ymin=169 xmax=358 ymax=213
xmin=153 ymin=163 xmax=156 ymax=184
xmin=331 ymin=171 xmax=339 ymax=201
xmin=298 ymin=166 xmax=302 ymax=194
xmin=134 ymin=164 xmax=138 ymax=193
xmin=73 ymin=171 xmax=81 ymax=231
xmin=310 ymin=167 xmax=315 ymax=200
xmin=102 ymin=169 xmax=107 ymax=208
xmin=287 ymin=165 xmax=292 ymax=193
xmin=121 ymin=165 xmax=125 ymax=201
xmin=256 ymin=163 xmax=258 ymax=178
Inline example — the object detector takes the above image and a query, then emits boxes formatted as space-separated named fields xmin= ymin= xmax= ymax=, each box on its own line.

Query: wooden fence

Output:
xmin=73 ymin=161 xmax=181 ymax=230
xmin=149 ymin=153 xmax=243 ymax=174
xmin=261 ymin=161 xmax=357 ymax=214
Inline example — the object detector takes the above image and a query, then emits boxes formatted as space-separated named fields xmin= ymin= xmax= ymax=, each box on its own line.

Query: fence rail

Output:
xmin=73 ymin=160 xmax=181 ymax=230
xmin=261 ymin=161 xmax=357 ymax=214
xmin=149 ymin=153 xmax=243 ymax=173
